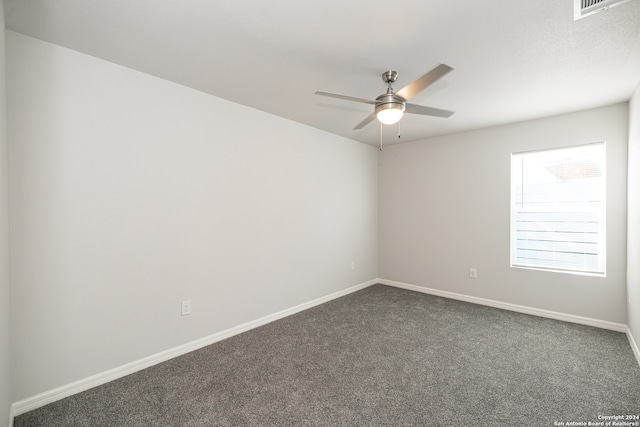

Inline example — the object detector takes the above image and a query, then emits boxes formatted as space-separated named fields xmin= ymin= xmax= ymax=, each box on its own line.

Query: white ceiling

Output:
xmin=4 ymin=0 xmax=640 ymax=146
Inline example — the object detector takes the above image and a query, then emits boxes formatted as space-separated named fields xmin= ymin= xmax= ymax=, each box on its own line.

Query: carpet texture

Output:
xmin=14 ymin=285 xmax=640 ymax=426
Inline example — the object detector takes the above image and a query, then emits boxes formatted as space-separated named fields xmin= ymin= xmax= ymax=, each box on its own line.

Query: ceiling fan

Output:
xmin=315 ymin=64 xmax=455 ymax=130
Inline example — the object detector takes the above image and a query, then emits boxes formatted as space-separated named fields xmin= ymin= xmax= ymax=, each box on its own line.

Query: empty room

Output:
xmin=1 ymin=0 xmax=640 ymax=426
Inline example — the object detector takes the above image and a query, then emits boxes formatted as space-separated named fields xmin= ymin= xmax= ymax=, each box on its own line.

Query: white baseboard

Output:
xmin=628 ymin=327 xmax=640 ymax=368
xmin=10 ymin=279 xmax=377 ymax=419
xmin=378 ymin=278 xmax=628 ymax=333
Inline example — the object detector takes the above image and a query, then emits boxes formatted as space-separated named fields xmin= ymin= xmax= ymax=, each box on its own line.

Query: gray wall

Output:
xmin=0 ymin=2 xmax=11 ymax=425
xmin=7 ymin=31 xmax=378 ymax=401
xmin=628 ymin=82 xmax=640 ymax=349
xmin=379 ymin=103 xmax=629 ymax=324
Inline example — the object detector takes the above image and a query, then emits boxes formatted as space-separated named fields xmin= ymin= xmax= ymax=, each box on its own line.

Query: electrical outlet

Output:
xmin=181 ymin=300 xmax=192 ymax=316
xmin=469 ymin=268 xmax=478 ymax=278
xmin=351 ymin=261 xmax=356 ymax=270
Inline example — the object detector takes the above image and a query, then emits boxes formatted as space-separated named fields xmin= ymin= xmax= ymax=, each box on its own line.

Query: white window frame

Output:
xmin=510 ymin=142 xmax=606 ymax=276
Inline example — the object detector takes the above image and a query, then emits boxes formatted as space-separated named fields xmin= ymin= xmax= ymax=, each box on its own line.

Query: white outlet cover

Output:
xmin=181 ymin=300 xmax=192 ymax=316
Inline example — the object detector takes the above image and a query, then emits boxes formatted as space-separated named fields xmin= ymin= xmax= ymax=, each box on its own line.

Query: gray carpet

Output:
xmin=14 ymin=284 xmax=640 ymax=426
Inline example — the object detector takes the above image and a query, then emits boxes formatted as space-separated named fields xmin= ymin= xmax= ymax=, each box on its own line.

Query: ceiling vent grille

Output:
xmin=574 ymin=0 xmax=635 ymax=19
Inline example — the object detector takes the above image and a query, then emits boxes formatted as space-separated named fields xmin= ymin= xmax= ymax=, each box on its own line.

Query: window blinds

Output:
xmin=511 ymin=143 xmax=606 ymax=275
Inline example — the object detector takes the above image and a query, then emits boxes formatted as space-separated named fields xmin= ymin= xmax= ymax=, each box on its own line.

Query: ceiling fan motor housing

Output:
xmin=375 ymin=93 xmax=406 ymax=115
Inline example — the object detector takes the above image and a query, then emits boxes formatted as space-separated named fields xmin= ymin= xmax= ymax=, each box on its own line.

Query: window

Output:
xmin=510 ymin=143 xmax=606 ymax=275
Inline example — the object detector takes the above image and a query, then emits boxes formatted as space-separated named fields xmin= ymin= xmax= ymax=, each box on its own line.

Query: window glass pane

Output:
xmin=511 ymin=143 xmax=605 ymax=275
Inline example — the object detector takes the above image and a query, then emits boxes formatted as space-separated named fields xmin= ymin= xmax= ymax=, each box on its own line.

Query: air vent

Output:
xmin=574 ymin=0 xmax=635 ymax=19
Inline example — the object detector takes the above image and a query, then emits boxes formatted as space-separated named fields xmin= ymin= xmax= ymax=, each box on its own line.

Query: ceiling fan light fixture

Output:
xmin=376 ymin=107 xmax=404 ymax=125
xmin=375 ymin=94 xmax=406 ymax=125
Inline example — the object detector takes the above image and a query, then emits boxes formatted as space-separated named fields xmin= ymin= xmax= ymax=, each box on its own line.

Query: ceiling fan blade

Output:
xmin=405 ymin=103 xmax=455 ymax=118
xmin=354 ymin=112 xmax=377 ymax=130
xmin=315 ymin=90 xmax=378 ymax=105
xmin=395 ymin=64 xmax=453 ymax=101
